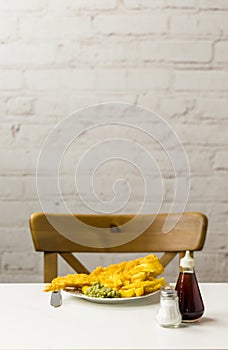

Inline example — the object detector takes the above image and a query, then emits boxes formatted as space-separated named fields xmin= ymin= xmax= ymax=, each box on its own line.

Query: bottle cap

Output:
xmin=180 ymin=250 xmax=195 ymax=268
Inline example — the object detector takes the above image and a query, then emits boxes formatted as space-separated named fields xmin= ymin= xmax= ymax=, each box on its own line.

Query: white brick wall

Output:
xmin=214 ymin=41 xmax=228 ymax=63
xmin=93 ymin=14 xmax=168 ymax=34
xmin=139 ymin=40 xmax=212 ymax=62
xmin=0 ymin=0 xmax=227 ymax=283
xmin=174 ymin=71 xmax=228 ymax=91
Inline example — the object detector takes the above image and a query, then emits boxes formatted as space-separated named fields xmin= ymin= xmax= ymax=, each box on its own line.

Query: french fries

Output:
xmin=44 ymin=254 xmax=166 ymax=297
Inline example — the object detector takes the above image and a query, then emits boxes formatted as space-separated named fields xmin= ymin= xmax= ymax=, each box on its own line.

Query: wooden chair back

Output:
xmin=29 ymin=212 xmax=207 ymax=282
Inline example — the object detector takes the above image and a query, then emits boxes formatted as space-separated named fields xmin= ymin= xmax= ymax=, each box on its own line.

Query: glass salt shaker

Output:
xmin=156 ymin=287 xmax=182 ymax=328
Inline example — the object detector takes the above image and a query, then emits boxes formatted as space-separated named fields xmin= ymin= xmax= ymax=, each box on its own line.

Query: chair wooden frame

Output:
xmin=29 ymin=212 xmax=207 ymax=283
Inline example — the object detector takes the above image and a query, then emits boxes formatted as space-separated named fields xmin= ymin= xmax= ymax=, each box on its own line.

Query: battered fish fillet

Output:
xmin=43 ymin=274 xmax=92 ymax=292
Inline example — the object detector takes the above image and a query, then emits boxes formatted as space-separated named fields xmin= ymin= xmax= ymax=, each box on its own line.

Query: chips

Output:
xmin=44 ymin=254 xmax=166 ymax=297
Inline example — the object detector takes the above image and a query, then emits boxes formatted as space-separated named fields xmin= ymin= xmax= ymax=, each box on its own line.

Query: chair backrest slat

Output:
xmin=29 ymin=212 xmax=207 ymax=282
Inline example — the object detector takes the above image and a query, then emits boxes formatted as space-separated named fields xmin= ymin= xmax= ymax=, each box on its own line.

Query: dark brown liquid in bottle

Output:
xmin=175 ymin=272 xmax=204 ymax=322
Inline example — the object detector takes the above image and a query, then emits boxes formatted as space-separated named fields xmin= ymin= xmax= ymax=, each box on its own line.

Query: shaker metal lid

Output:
xmin=160 ymin=286 xmax=177 ymax=297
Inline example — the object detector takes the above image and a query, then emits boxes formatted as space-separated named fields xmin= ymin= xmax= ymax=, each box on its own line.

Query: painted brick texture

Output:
xmin=0 ymin=0 xmax=227 ymax=282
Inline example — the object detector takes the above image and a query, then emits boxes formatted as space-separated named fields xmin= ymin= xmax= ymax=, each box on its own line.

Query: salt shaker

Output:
xmin=156 ymin=287 xmax=182 ymax=328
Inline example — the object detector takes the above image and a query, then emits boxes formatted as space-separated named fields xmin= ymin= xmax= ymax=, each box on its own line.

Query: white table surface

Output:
xmin=0 ymin=283 xmax=227 ymax=350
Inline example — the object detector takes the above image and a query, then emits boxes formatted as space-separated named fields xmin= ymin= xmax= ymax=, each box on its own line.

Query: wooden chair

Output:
xmin=29 ymin=212 xmax=208 ymax=283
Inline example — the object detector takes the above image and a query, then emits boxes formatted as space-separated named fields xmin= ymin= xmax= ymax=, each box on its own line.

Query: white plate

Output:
xmin=64 ymin=289 xmax=160 ymax=304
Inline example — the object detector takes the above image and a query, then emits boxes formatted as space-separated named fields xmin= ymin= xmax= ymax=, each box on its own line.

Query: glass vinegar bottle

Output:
xmin=175 ymin=251 xmax=204 ymax=322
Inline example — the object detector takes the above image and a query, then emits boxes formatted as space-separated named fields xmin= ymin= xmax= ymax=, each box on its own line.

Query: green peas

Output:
xmin=85 ymin=282 xmax=121 ymax=298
